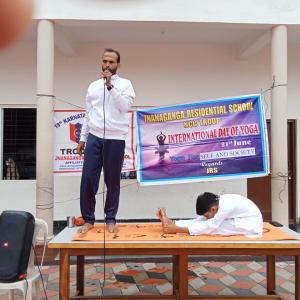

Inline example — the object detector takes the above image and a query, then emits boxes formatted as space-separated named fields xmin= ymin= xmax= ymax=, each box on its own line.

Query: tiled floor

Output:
xmin=0 ymin=258 xmax=295 ymax=299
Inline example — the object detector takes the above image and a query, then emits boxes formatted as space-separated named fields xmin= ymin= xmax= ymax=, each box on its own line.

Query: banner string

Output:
xmin=260 ymin=83 xmax=289 ymax=204
xmin=271 ymin=172 xmax=289 ymax=204
xmin=35 ymin=84 xmax=288 ymax=209
xmin=54 ymin=97 xmax=85 ymax=110
xmin=36 ymin=181 xmax=139 ymax=209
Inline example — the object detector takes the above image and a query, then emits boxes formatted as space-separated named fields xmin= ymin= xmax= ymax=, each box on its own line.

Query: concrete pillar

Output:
xmin=36 ymin=20 xmax=54 ymax=237
xmin=271 ymin=25 xmax=289 ymax=226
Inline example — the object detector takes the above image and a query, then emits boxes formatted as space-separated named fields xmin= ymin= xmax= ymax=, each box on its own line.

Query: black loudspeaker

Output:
xmin=0 ymin=210 xmax=35 ymax=282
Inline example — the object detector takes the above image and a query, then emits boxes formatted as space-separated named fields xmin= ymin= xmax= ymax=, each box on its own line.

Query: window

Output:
xmin=2 ymin=108 xmax=36 ymax=180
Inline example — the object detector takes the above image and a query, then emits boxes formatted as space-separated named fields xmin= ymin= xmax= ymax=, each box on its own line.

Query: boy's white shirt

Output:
xmin=175 ymin=194 xmax=263 ymax=237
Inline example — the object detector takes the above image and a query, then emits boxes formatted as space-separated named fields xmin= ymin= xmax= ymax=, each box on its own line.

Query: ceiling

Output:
xmin=21 ymin=20 xmax=300 ymax=47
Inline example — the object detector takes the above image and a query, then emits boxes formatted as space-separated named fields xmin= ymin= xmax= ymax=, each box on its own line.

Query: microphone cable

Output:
xmin=101 ymin=77 xmax=107 ymax=293
xmin=32 ymin=243 xmax=49 ymax=300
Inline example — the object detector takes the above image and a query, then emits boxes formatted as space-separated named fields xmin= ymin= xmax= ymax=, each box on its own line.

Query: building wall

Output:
xmin=35 ymin=0 xmax=300 ymax=24
xmin=1 ymin=39 xmax=299 ymax=220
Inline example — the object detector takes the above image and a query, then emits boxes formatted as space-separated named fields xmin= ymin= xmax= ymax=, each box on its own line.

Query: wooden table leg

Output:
xmin=60 ymin=249 xmax=70 ymax=300
xmin=266 ymin=255 xmax=276 ymax=295
xmin=172 ymin=255 xmax=179 ymax=297
xmin=77 ymin=255 xmax=84 ymax=296
xmin=295 ymin=255 xmax=300 ymax=300
xmin=177 ymin=253 xmax=188 ymax=300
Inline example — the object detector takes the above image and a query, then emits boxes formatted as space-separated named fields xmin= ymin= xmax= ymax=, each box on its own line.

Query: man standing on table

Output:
xmin=77 ymin=48 xmax=135 ymax=233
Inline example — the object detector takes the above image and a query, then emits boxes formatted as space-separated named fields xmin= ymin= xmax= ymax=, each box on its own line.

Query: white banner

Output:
xmin=54 ymin=110 xmax=136 ymax=175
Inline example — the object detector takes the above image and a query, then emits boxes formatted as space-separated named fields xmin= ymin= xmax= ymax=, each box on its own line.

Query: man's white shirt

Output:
xmin=80 ymin=74 xmax=135 ymax=142
xmin=175 ymin=194 xmax=263 ymax=237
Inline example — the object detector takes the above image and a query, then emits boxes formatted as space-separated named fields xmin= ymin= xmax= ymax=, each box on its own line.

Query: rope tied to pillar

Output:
xmin=35 ymin=182 xmax=138 ymax=208
xmin=36 ymin=185 xmax=54 ymax=210
xmin=271 ymin=75 xmax=288 ymax=90
xmin=54 ymin=96 xmax=85 ymax=109
xmin=260 ymin=82 xmax=288 ymax=117
xmin=36 ymin=93 xmax=55 ymax=98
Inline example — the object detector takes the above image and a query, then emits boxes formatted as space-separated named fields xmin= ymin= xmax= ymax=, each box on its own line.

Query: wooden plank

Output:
xmin=266 ymin=256 xmax=276 ymax=295
xmin=60 ymin=249 xmax=70 ymax=300
xmin=178 ymin=253 xmax=188 ymax=300
xmin=172 ymin=255 xmax=179 ymax=296
xmin=295 ymin=255 xmax=300 ymax=300
xmin=48 ymin=242 xmax=300 ymax=249
xmin=72 ymin=297 xmax=175 ymax=300
xmin=48 ymin=225 xmax=300 ymax=250
xmin=189 ymin=296 xmax=282 ymax=299
xmin=76 ymin=255 xmax=84 ymax=296
xmin=63 ymin=247 xmax=300 ymax=257
xmin=71 ymin=295 xmax=281 ymax=300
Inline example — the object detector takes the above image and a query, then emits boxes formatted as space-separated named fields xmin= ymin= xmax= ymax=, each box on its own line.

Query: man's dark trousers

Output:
xmin=80 ymin=133 xmax=125 ymax=225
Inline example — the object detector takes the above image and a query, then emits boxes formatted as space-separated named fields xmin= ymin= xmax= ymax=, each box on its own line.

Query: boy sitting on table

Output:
xmin=157 ymin=192 xmax=263 ymax=237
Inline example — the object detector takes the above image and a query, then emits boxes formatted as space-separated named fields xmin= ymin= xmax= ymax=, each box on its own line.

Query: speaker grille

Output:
xmin=0 ymin=211 xmax=35 ymax=282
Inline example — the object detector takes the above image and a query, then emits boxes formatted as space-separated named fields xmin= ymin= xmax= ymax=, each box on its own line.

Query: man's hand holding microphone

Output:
xmin=102 ymin=68 xmax=114 ymax=90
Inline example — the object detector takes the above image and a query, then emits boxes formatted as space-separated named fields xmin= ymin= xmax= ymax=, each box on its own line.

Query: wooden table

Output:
xmin=48 ymin=225 xmax=300 ymax=300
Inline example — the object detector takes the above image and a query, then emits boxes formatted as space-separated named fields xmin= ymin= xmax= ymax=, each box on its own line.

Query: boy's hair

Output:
xmin=196 ymin=192 xmax=219 ymax=215
xmin=103 ymin=48 xmax=121 ymax=63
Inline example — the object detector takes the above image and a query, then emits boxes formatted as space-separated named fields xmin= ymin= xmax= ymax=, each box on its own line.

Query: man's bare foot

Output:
xmin=77 ymin=223 xmax=93 ymax=233
xmin=157 ymin=208 xmax=174 ymax=227
xmin=156 ymin=208 xmax=163 ymax=222
xmin=106 ymin=223 xmax=118 ymax=233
